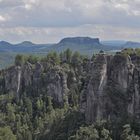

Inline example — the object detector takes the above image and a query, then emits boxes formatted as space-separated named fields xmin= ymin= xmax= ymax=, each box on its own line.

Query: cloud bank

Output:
xmin=0 ymin=0 xmax=140 ymax=43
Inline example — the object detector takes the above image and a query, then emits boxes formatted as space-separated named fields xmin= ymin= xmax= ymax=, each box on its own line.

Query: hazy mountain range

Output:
xmin=0 ymin=37 xmax=140 ymax=53
xmin=0 ymin=37 xmax=140 ymax=68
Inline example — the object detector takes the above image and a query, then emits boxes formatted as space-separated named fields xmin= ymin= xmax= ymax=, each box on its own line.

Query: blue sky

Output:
xmin=0 ymin=0 xmax=140 ymax=43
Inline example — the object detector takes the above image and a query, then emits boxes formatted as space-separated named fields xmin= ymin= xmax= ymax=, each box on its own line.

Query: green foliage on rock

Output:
xmin=26 ymin=55 xmax=39 ymax=64
xmin=15 ymin=54 xmax=25 ymax=66
xmin=69 ymin=121 xmax=112 ymax=140
xmin=0 ymin=126 xmax=16 ymax=140
xmin=121 ymin=124 xmax=140 ymax=140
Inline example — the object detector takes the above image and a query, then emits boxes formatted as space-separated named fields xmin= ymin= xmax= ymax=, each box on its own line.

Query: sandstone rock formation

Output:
xmin=0 ymin=53 xmax=140 ymax=124
xmin=81 ymin=54 xmax=140 ymax=123
xmin=0 ymin=62 xmax=69 ymax=105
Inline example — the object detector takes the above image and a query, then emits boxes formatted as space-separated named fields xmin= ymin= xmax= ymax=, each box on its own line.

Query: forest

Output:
xmin=0 ymin=48 xmax=140 ymax=140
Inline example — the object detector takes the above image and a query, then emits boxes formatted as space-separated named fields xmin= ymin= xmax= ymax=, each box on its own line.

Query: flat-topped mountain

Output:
xmin=49 ymin=37 xmax=103 ymax=55
xmin=59 ymin=37 xmax=100 ymax=45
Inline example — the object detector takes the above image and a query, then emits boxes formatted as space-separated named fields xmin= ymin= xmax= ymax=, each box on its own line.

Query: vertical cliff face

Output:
xmin=107 ymin=55 xmax=140 ymax=120
xmin=133 ymin=69 xmax=140 ymax=118
xmin=85 ymin=54 xmax=108 ymax=122
xmin=127 ymin=56 xmax=140 ymax=118
xmin=82 ymin=54 xmax=140 ymax=123
xmin=4 ymin=66 xmax=22 ymax=94
xmin=0 ymin=62 xmax=69 ymax=105
xmin=42 ymin=67 xmax=69 ymax=104
xmin=108 ymin=55 xmax=133 ymax=91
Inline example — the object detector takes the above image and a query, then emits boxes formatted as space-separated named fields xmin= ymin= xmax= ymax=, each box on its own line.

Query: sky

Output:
xmin=0 ymin=0 xmax=140 ymax=43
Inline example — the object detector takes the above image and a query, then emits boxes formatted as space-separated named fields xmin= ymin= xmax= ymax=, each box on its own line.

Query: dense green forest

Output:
xmin=0 ymin=49 xmax=140 ymax=140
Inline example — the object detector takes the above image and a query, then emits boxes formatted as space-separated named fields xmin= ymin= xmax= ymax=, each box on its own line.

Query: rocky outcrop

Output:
xmin=85 ymin=54 xmax=108 ymax=122
xmin=42 ymin=67 xmax=69 ymax=104
xmin=0 ymin=53 xmax=140 ymax=123
xmin=0 ymin=62 xmax=69 ymax=105
xmin=81 ymin=54 xmax=140 ymax=123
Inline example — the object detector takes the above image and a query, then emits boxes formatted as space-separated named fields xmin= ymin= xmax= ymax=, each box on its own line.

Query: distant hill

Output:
xmin=122 ymin=41 xmax=140 ymax=48
xmin=0 ymin=41 xmax=51 ymax=53
xmin=15 ymin=41 xmax=35 ymax=47
xmin=101 ymin=40 xmax=126 ymax=46
xmin=0 ymin=41 xmax=14 ymax=52
xmin=101 ymin=40 xmax=140 ymax=50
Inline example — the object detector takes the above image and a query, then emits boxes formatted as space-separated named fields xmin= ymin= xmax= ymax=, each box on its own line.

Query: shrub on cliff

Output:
xmin=15 ymin=54 xmax=25 ymax=66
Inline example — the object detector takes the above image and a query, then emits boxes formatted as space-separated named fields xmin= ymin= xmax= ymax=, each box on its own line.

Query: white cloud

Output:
xmin=0 ymin=0 xmax=139 ymax=27
xmin=0 ymin=0 xmax=140 ymax=42
xmin=24 ymin=4 xmax=32 ymax=10
xmin=0 ymin=25 xmax=140 ymax=43
xmin=0 ymin=15 xmax=6 ymax=22
xmin=0 ymin=0 xmax=23 ymax=8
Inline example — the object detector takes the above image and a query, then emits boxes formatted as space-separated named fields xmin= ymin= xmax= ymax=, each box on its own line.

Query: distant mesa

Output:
xmin=59 ymin=37 xmax=100 ymax=45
